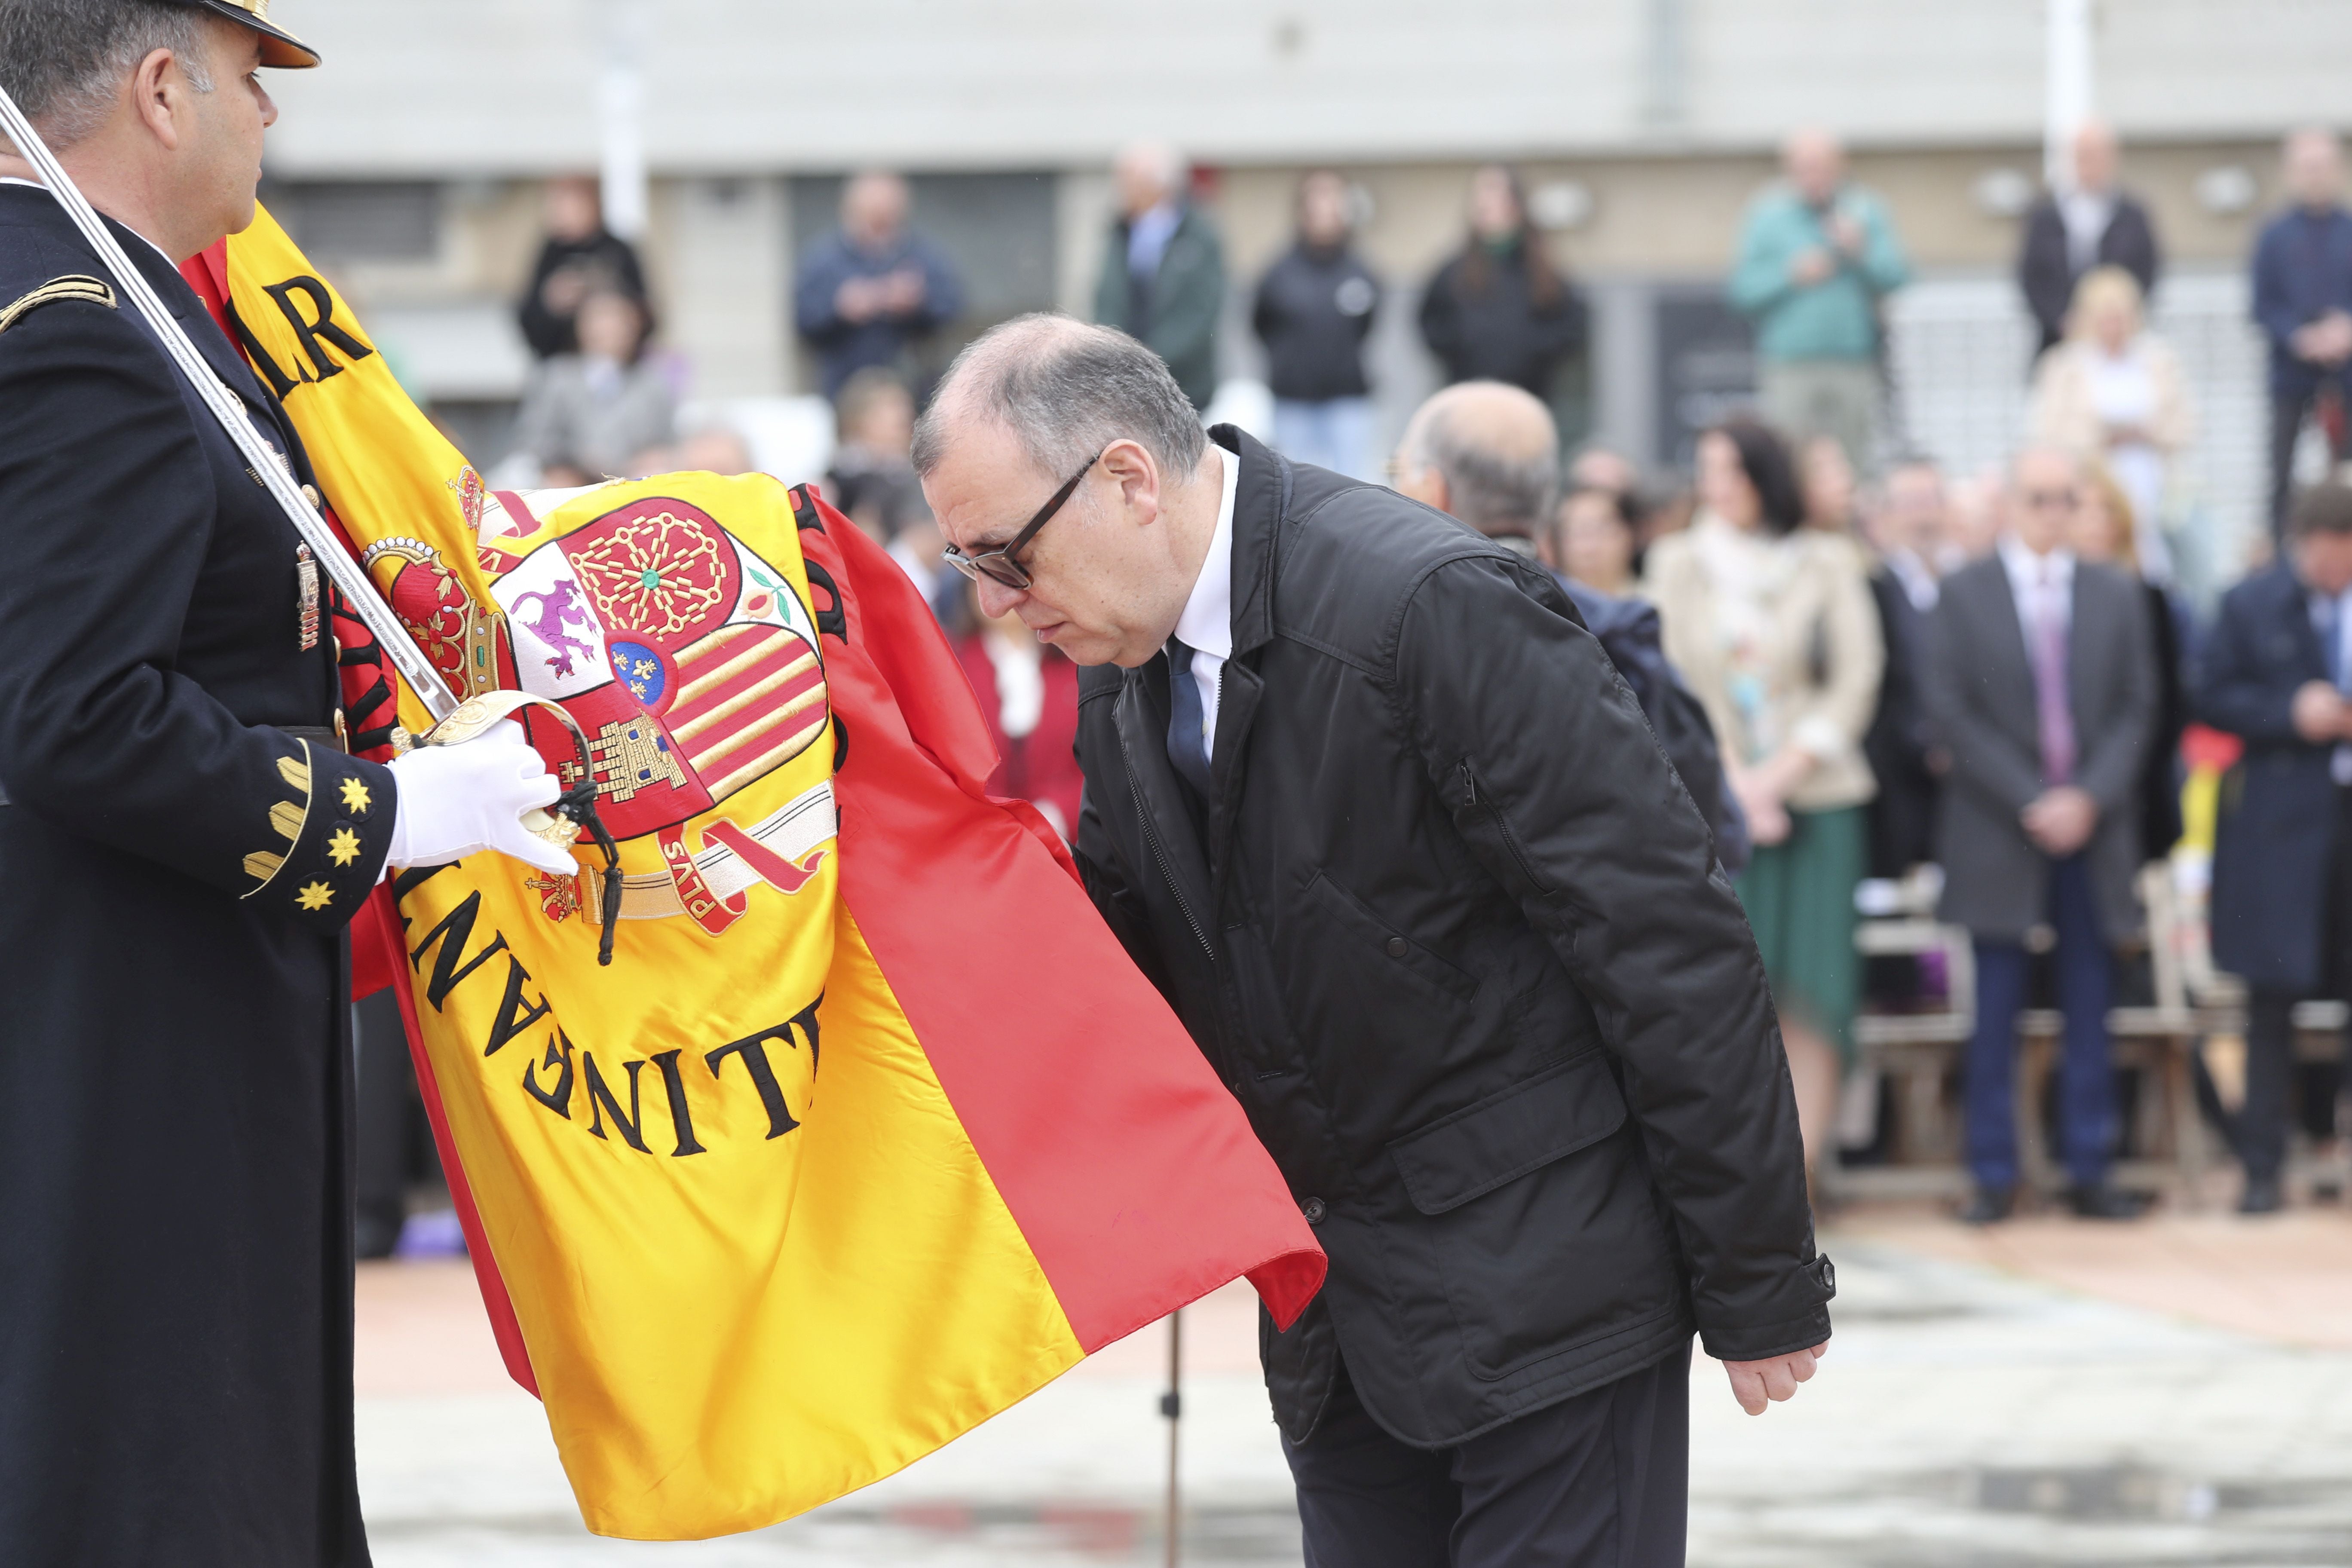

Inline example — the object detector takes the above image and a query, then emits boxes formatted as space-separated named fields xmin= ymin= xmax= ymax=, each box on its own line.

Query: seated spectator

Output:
xmin=951 ymin=585 xmax=1084 ymax=842
xmin=1927 ymin=447 xmax=2156 ymax=1224
xmin=2197 ymin=480 xmax=2352 ymax=1213
xmin=1645 ymin=416 xmax=1884 ymax=1181
xmin=1391 ymin=383 xmax=1746 ymax=878
xmin=826 ymin=368 xmax=923 ymax=543
xmin=517 ymin=174 xmax=648 ymax=361
xmin=1255 ymin=169 xmax=1381 ymax=480
xmin=509 ymin=289 xmax=674 ymax=486
xmin=2029 ymin=265 xmax=2193 ymax=579
xmin=1549 ymin=483 xmax=1644 ymax=599
xmin=794 ymin=171 xmax=965 ymax=399
xmin=2073 ymin=464 xmax=2190 ymax=864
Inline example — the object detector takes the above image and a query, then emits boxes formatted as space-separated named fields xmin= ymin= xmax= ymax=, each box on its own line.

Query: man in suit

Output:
xmin=914 ymin=315 xmax=1832 ymax=1567
xmin=2018 ymin=119 xmax=2163 ymax=359
xmin=1861 ymin=455 xmax=1953 ymax=878
xmin=2198 ymin=481 xmax=2352 ymax=1213
xmin=1929 ymin=447 xmax=2157 ymax=1224
xmin=0 ymin=3 xmax=567 ymax=1559
xmin=1093 ymin=141 xmax=1225 ymax=411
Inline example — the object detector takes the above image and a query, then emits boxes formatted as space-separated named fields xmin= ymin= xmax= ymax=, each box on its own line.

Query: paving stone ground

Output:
xmin=357 ymin=1206 xmax=2352 ymax=1565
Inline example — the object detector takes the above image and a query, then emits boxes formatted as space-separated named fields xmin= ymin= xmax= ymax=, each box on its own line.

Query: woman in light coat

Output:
xmin=1645 ymin=417 xmax=1884 ymax=1181
xmin=2029 ymin=264 xmax=2194 ymax=578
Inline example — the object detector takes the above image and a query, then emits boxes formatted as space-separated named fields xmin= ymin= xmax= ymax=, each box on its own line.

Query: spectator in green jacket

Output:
xmin=1093 ymin=141 xmax=1225 ymax=411
xmin=1728 ymin=128 xmax=1910 ymax=471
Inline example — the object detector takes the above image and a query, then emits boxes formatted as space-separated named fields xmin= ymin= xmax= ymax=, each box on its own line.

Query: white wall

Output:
xmin=260 ymin=0 xmax=2352 ymax=178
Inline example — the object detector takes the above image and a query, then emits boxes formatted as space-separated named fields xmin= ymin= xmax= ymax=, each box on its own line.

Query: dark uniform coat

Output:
xmin=0 ymin=184 xmax=395 ymax=1565
xmin=1073 ymin=430 xmax=1831 ymax=1449
xmin=2200 ymin=563 xmax=2340 ymax=993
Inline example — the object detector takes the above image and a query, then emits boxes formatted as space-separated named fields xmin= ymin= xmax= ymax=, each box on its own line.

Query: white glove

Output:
xmin=385 ymin=718 xmax=574 ymax=877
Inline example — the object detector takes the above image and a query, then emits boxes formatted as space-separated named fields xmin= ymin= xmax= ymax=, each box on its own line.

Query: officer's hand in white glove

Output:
xmin=385 ymin=718 xmax=575 ymax=876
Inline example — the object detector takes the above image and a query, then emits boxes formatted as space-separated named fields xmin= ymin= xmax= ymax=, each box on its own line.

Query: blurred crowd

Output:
xmin=361 ymin=120 xmax=2352 ymax=1256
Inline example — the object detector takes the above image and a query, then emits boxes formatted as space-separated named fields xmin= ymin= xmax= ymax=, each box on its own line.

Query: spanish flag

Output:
xmin=187 ymin=212 xmax=1324 ymax=1540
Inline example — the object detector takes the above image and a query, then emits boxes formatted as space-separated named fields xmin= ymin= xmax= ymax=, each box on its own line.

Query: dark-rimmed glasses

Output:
xmin=941 ymin=449 xmax=1103 ymax=591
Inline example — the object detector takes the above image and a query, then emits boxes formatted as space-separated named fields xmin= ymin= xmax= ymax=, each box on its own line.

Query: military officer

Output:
xmin=0 ymin=3 xmax=570 ymax=1561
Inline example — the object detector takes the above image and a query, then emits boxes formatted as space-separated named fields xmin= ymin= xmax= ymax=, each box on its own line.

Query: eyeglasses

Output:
xmin=941 ymin=449 xmax=1103 ymax=591
xmin=2022 ymin=488 xmax=2081 ymax=511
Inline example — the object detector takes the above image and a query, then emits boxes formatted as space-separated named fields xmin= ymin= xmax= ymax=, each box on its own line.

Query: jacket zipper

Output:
xmin=1459 ymin=759 xmax=1546 ymax=894
xmin=1121 ymin=732 xmax=1216 ymax=962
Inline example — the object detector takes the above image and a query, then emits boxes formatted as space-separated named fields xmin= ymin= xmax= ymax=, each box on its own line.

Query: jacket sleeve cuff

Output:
xmin=1694 ymin=1254 xmax=1837 ymax=1363
xmin=239 ymin=736 xmax=397 ymax=926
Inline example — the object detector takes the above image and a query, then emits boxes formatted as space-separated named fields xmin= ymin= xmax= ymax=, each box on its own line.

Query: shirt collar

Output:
xmin=1173 ymin=443 xmax=1240 ymax=660
xmin=0 ymin=176 xmax=180 ymax=270
xmin=1998 ymin=533 xmax=2075 ymax=591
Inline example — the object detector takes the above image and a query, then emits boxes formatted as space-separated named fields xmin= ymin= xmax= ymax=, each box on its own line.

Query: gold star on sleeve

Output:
xmin=339 ymin=776 xmax=373 ymax=815
xmin=295 ymin=881 xmax=335 ymax=912
xmin=326 ymin=826 xmax=363 ymax=867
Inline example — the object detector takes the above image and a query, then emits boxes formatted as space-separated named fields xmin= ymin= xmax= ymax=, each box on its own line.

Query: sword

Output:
xmin=0 ymin=86 xmax=627 ymax=955
xmin=0 ymin=82 xmax=462 ymax=726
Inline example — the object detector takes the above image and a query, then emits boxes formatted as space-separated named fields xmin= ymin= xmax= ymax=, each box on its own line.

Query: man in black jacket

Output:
xmin=2018 ymin=120 xmax=2162 ymax=359
xmin=2199 ymin=481 xmax=2352 ymax=1213
xmin=915 ymin=315 xmax=1831 ymax=1567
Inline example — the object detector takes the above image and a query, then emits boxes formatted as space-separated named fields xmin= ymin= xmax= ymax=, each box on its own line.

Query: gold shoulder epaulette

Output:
xmin=0 ymin=274 xmax=117 ymax=337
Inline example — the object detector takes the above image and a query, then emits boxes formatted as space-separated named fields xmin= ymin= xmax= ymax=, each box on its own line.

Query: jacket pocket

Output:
xmin=1300 ymin=870 xmax=1478 ymax=1004
xmin=1389 ymin=1052 xmax=1624 ymax=1214
xmin=1389 ymin=1052 xmax=1683 ymax=1381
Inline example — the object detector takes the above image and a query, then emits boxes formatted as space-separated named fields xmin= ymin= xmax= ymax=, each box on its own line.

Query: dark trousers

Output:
xmin=2269 ymin=386 xmax=2352 ymax=540
xmin=1284 ymin=1345 xmax=1689 ymax=1568
xmin=1966 ymin=854 xmax=2116 ymax=1191
xmin=2240 ymin=785 xmax=2352 ymax=1177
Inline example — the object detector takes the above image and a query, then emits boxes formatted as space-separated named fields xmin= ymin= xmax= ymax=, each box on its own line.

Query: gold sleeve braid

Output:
xmin=242 ymin=747 xmax=315 ymax=891
xmin=0 ymin=275 xmax=116 ymax=337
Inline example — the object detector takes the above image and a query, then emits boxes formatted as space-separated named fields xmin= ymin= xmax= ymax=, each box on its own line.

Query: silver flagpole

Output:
xmin=0 ymin=84 xmax=461 ymax=724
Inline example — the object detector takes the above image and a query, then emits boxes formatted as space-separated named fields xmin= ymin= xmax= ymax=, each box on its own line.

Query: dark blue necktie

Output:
xmin=1165 ymin=637 xmax=1214 ymax=799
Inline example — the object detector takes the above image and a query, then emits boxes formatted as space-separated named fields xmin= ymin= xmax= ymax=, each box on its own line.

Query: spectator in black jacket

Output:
xmin=2254 ymin=128 xmax=2352 ymax=540
xmin=1859 ymin=456 xmax=1952 ymax=877
xmin=1418 ymin=165 xmax=1587 ymax=398
xmin=1255 ymin=170 xmax=1382 ymax=481
xmin=2200 ymin=481 xmax=2352 ymax=1214
xmin=2018 ymin=120 xmax=2162 ymax=359
xmin=516 ymin=175 xmax=649 ymax=361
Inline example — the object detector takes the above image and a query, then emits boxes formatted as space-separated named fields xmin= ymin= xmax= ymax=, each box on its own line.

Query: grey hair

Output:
xmin=911 ymin=312 xmax=1208 ymax=485
xmin=1400 ymin=400 xmax=1559 ymax=537
xmin=0 ymin=0 xmax=215 ymax=154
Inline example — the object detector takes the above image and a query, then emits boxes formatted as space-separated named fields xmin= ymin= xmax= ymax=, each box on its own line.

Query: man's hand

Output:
xmin=1790 ymin=247 xmax=1834 ymax=286
xmin=2292 ymin=311 xmax=2352 ymax=367
xmin=2021 ymin=785 xmax=2100 ymax=857
xmin=878 ymin=266 xmax=928 ymax=314
xmin=1727 ymin=760 xmax=1793 ymax=848
xmin=1722 ymin=1343 xmax=1826 ymax=1415
xmin=835 ymin=275 xmax=884 ymax=323
xmin=1825 ymin=211 xmax=1865 ymax=257
xmin=2293 ymin=678 xmax=2348 ymax=743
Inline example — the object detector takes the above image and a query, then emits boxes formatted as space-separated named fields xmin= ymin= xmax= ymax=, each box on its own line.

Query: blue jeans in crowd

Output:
xmin=1965 ymin=853 xmax=2117 ymax=1193
xmin=1273 ymin=396 xmax=1378 ymax=483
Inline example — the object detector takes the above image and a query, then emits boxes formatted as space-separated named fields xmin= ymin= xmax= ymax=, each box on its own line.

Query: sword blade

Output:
xmin=0 ymin=84 xmax=461 ymax=723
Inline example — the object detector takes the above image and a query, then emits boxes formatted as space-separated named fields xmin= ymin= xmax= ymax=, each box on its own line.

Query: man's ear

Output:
xmin=127 ymin=46 xmax=189 ymax=153
xmin=1101 ymin=438 xmax=1161 ymax=519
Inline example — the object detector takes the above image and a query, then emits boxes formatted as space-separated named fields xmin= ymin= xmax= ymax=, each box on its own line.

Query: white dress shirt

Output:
xmin=1172 ymin=443 xmax=1241 ymax=759
xmin=1997 ymin=533 xmax=2076 ymax=647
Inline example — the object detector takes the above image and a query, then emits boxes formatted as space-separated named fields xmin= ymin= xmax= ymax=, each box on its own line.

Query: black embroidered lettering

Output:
xmin=263 ymin=275 xmax=375 ymax=383
xmin=704 ymin=1026 xmax=800 ymax=1139
xmin=582 ymin=1052 xmax=650 ymax=1152
xmin=407 ymin=891 xmax=510 ymax=1011
xmin=523 ymin=1030 xmax=575 ymax=1118
xmin=649 ymin=1049 xmax=707 ymax=1157
xmin=481 ymin=956 xmax=552 ymax=1058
